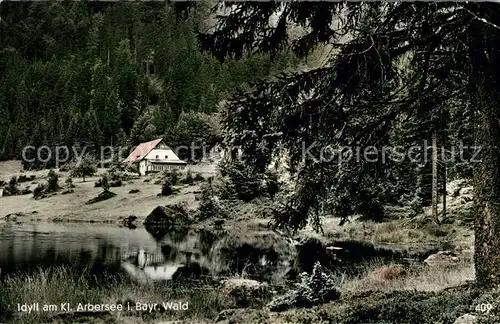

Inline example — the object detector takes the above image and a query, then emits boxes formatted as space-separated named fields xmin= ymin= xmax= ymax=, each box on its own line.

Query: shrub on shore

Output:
xmin=32 ymin=170 xmax=61 ymax=199
xmin=3 ymin=176 xmax=20 ymax=196
xmin=219 ymin=161 xmax=264 ymax=202
xmin=267 ymin=262 xmax=340 ymax=312
xmin=196 ymin=182 xmax=228 ymax=221
xmin=162 ymin=169 xmax=181 ymax=186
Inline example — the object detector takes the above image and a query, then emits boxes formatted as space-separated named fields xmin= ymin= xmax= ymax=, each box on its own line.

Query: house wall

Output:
xmin=139 ymin=159 xmax=186 ymax=176
xmin=144 ymin=149 xmax=183 ymax=162
xmin=136 ymin=147 xmax=186 ymax=176
xmin=139 ymin=160 xmax=148 ymax=176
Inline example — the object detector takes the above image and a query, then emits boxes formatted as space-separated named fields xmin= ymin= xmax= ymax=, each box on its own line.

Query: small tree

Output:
xmin=161 ymin=181 xmax=173 ymax=196
xmin=70 ymin=156 xmax=97 ymax=182
xmin=101 ymin=174 xmax=110 ymax=192
xmin=46 ymin=170 xmax=60 ymax=193
xmin=197 ymin=183 xmax=224 ymax=220
xmin=65 ymin=176 xmax=75 ymax=188
xmin=5 ymin=176 xmax=19 ymax=196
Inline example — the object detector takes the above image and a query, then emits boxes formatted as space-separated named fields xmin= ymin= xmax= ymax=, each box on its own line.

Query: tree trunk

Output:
xmin=473 ymin=96 xmax=500 ymax=288
xmin=431 ymin=131 xmax=439 ymax=224
xmin=416 ymin=162 xmax=432 ymax=207
xmin=442 ymin=162 xmax=446 ymax=220
xmin=470 ymin=18 xmax=500 ymax=288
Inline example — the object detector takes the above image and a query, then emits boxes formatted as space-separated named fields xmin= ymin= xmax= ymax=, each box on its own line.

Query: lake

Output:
xmin=0 ymin=222 xmax=436 ymax=285
xmin=0 ymin=223 xmax=209 ymax=283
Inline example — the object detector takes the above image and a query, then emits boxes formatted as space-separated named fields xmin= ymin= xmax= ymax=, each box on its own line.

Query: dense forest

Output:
xmin=0 ymin=1 xmax=297 ymax=163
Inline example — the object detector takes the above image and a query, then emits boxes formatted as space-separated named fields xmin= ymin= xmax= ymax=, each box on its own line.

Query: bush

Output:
xmin=21 ymin=187 xmax=32 ymax=195
xmin=65 ymin=176 xmax=75 ymax=189
xmin=162 ymin=169 xmax=180 ymax=186
xmin=46 ymin=170 xmax=60 ymax=193
xmin=4 ymin=176 xmax=19 ymax=196
xmin=267 ymin=262 xmax=340 ymax=312
xmin=32 ymin=171 xmax=60 ymax=199
xmin=264 ymin=170 xmax=280 ymax=198
xmin=180 ymin=170 xmax=194 ymax=185
xmin=33 ymin=183 xmax=46 ymax=199
xmin=212 ymin=175 xmax=237 ymax=200
xmin=197 ymin=183 xmax=228 ymax=221
xmin=101 ymin=174 xmax=110 ymax=191
xmin=408 ymin=195 xmax=424 ymax=216
xmin=193 ymin=173 xmax=205 ymax=182
xmin=219 ymin=160 xmax=264 ymax=202
xmin=161 ymin=182 xmax=173 ymax=196
xmin=358 ymin=197 xmax=385 ymax=222
xmin=17 ymin=174 xmax=35 ymax=183
xmin=94 ymin=174 xmax=112 ymax=190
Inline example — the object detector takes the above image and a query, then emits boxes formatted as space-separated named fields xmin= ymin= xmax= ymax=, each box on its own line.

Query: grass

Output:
xmin=339 ymin=259 xmax=475 ymax=293
xmin=217 ymin=270 xmax=494 ymax=324
xmin=216 ymin=286 xmax=487 ymax=324
xmin=0 ymin=266 xmax=232 ymax=324
xmin=312 ymin=216 xmax=474 ymax=251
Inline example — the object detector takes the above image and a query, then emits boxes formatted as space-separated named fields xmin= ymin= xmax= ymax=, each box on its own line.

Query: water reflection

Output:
xmin=0 ymin=222 xmax=417 ymax=284
xmin=0 ymin=223 xmax=217 ymax=284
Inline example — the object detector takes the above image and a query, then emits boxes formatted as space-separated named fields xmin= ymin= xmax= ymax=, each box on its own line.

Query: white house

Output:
xmin=123 ymin=138 xmax=187 ymax=176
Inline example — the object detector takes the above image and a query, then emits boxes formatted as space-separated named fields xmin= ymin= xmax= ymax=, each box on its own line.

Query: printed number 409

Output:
xmin=476 ymin=303 xmax=493 ymax=314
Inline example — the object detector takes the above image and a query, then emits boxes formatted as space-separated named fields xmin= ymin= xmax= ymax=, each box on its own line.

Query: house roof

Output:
xmin=123 ymin=138 xmax=164 ymax=164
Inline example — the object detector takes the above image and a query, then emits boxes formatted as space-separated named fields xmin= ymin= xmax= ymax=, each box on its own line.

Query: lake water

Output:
xmin=0 ymin=222 xmax=437 ymax=284
xmin=0 ymin=223 xmax=215 ymax=283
